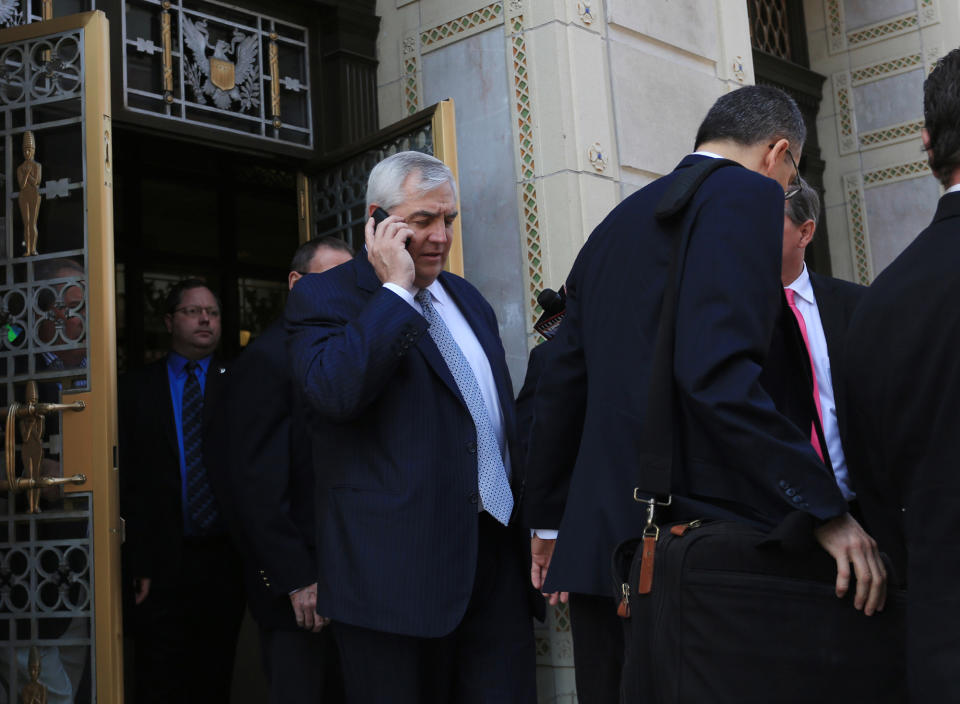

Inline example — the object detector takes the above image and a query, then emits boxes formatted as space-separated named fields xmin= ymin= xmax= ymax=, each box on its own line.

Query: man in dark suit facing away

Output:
xmin=120 ymin=279 xmax=243 ymax=704
xmin=286 ymin=151 xmax=537 ymax=703
xmin=778 ymin=178 xmax=864 ymax=507
xmin=206 ymin=237 xmax=353 ymax=703
xmin=843 ymin=47 xmax=960 ymax=700
xmin=523 ymin=85 xmax=887 ymax=703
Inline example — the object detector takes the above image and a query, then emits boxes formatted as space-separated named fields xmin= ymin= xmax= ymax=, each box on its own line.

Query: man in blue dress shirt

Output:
xmin=120 ymin=279 xmax=243 ymax=704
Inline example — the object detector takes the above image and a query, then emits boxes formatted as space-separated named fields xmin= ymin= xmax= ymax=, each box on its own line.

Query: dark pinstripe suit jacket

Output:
xmin=285 ymin=255 xmax=525 ymax=638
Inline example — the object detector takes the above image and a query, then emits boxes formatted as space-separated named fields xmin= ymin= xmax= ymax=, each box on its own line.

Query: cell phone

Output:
xmin=371 ymin=206 xmax=410 ymax=249
xmin=372 ymin=206 xmax=390 ymax=225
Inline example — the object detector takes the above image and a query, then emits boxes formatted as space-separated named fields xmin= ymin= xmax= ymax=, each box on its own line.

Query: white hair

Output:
xmin=365 ymin=151 xmax=458 ymax=212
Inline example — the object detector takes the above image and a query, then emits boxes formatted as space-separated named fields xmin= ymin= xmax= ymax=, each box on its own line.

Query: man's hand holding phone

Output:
xmin=367 ymin=206 xmax=416 ymax=291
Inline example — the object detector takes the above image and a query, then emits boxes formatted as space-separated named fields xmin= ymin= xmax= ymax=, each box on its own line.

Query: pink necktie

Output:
xmin=784 ymin=287 xmax=825 ymax=462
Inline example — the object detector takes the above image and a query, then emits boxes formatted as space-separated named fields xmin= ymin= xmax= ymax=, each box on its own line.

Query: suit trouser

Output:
xmin=568 ymin=592 xmax=625 ymax=704
xmin=332 ymin=513 xmax=537 ymax=704
xmin=132 ymin=536 xmax=245 ymax=704
xmin=259 ymin=624 xmax=344 ymax=704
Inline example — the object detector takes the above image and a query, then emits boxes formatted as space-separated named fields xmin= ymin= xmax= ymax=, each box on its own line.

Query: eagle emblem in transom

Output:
xmin=182 ymin=16 xmax=260 ymax=112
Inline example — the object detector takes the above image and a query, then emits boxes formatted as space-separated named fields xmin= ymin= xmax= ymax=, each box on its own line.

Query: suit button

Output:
xmin=779 ymin=480 xmax=789 ymax=489
xmin=785 ymin=488 xmax=796 ymax=497
xmin=469 ymin=492 xmax=478 ymax=505
xmin=792 ymin=495 xmax=803 ymax=504
xmin=466 ymin=441 xmax=477 ymax=454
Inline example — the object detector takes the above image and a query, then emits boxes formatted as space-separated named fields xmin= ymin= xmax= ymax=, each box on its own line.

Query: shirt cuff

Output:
xmin=382 ymin=282 xmax=419 ymax=311
xmin=531 ymin=528 xmax=559 ymax=540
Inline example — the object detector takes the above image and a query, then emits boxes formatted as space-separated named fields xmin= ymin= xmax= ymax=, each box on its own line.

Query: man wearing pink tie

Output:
xmin=780 ymin=178 xmax=864 ymax=504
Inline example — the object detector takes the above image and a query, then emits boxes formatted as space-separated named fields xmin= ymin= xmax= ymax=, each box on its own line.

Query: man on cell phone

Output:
xmin=286 ymin=151 xmax=539 ymax=703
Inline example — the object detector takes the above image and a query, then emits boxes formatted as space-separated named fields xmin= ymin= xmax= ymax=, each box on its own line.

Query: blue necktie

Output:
xmin=415 ymin=289 xmax=514 ymax=525
xmin=183 ymin=361 xmax=219 ymax=533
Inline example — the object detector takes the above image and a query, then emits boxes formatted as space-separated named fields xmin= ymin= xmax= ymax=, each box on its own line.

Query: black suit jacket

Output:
xmin=119 ymin=355 xmax=230 ymax=578
xmin=286 ymin=256 xmax=535 ymax=637
xmin=206 ymin=320 xmax=316 ymax=630
xmin=524 ymin=155 xmax=848 ymax=597
xmin=843 ymin=192 xmax=960 ymax=698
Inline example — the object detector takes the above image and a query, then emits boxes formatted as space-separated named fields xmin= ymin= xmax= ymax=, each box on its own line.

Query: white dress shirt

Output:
xmin=384 ymin=281 xmax=512 ymax=482
xmin=785 ymin=264 xmax=855 ymax=501
xmin=945 ymin=183 xmax=960 ymax=195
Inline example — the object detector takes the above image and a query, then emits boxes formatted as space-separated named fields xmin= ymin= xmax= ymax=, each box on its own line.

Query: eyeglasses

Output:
xmin=174 ymin=305 xmax=220 ymax=319
xmin=769 ymin=144 xmax=802 ymax=200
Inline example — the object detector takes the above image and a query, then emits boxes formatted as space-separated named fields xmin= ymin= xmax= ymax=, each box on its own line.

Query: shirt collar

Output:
xmin=420 ymin=279 xmax=449 ymax=308
xmin=945 ymin=183 xmax=960 ymax=196
xmin=784 ymin=262 xmax=814 ymax=305
xmin=692 ymin=150 xmax=724 ymax=160
xmin=167 ymin=351 xmax=212 ymax=376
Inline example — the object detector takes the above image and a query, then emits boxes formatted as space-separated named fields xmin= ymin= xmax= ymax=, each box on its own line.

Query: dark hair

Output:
xmin=785 ymin=178 xmax=821 ymax=227
xmin=694 ymin=85 xmax=806 ymax=151
xmin=289 ymin=236 xmax=354 ymax=274
xmin=164 ymin=278 xmax=220 ymax=315
xmin=923 ymin=48 xmax=960 ymax=187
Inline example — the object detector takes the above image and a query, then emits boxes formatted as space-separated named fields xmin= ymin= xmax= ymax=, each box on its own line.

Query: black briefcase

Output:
xmin=612 ymin=158 xmax=906 ymax=703
xmin=613 ymin=520 xmax=906 ymax=703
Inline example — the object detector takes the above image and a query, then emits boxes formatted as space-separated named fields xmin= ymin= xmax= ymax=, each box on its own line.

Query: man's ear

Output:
xmin=163 ymin=314 xmax=173 ymax=334
xmin=288 ymin=271 xmax=302 ymax=291
xmin=798 ymin=220 xmax=816 ymax=249
xmin=762 ymin=138 xmax=789 ymax=178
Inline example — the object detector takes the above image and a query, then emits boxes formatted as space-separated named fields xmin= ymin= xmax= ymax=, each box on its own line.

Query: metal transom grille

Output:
xmin=312 ymin=124 xmax=433 ymax=250
xmin=123 ymin=0 xmax=313 ymax=148
xmin=748 ymin=0 xmax=792 ymax=60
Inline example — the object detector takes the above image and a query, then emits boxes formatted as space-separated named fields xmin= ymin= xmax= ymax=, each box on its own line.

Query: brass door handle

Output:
xmin=3 ymin=473 xmax=87 ymax=491
xmin=3 ymin=380 xmax=87 ymax=511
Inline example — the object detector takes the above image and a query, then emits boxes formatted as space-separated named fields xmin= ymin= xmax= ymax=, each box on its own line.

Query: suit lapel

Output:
xmin=154 ymin=358 xmax=178 ymax=455
xmin=353 ymin=255 xmax=466 ymax=403
xmin=809 ymin=275 xmax=841 ymax=368
xmin=203 ymin=359 xmax=228 ymax=426
xmin=809 ymin=274 xmax=848 ymax=407
xmin=438 ymin=273 xmax=516 ymax=433
xmin=414 ymin=326 xmax=467 ymax=404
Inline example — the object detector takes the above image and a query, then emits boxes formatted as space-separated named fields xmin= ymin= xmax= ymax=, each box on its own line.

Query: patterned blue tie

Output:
xmin=415 ymin=289 xmax=514 ymax=525
xmin=183 ymin=361 xmax=219 ymax=533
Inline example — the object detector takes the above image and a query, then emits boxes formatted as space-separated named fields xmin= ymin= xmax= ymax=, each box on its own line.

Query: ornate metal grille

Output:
xmin=748 ymin=0 xmax=792 ymax=61
xmin=0 ymin=494 xmax=94 ymax=703
xmin=0 ymin=29 xmax=90 ymax=396
xmin=312 ymin=124 xmax=433 ymax=249
xmin=0 ymin=2 xmax=97 ymax=29
xmin=123 ymin=0 xmax=313 ymax=148
xmin=0 ymin=26 xmax=94 ymax=703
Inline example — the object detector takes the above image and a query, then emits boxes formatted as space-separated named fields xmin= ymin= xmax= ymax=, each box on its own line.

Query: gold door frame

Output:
xmin=0 ymin=11 xmax=121 ymax=702
xmin=431 ymin=99 xmax=464 ymax=277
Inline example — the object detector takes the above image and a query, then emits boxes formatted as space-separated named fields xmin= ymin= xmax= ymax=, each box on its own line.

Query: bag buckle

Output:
xmin=633 ymin=492 xmax=671 ymax=540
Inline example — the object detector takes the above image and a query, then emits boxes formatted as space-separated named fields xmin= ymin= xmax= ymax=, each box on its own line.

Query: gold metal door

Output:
xmin=0 ymin=11 xmax=120 ymax=704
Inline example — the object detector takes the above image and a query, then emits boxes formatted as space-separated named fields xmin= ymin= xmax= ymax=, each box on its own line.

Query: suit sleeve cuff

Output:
xmin=382 ymin=282 xmax=419 ymax=310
